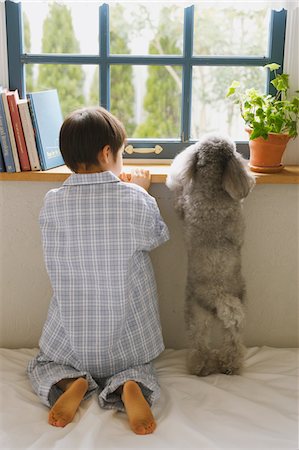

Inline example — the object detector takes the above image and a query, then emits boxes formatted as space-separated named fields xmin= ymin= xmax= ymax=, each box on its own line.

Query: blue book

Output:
xmin=26 ymin=89 xmax=65 ymax=170
xmin=0 ymin=141 xmax=6 ymax=172
xmin=0 ymin=89 xmax=16 ymax=172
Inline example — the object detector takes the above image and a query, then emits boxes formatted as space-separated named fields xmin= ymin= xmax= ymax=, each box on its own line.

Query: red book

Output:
xmin=6 ymin=90 xmax=31 ymax=171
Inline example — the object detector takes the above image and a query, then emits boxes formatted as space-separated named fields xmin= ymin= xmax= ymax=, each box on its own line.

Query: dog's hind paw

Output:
xmin=218 ymin=350 xmax=244 ymax=375
xmin=187 ymin=349 xmax=219 ymax=376
xmin=219 ymin=363 xmax=242 ymax=376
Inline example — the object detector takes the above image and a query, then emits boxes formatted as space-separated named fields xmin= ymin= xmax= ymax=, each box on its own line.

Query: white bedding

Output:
xmin=0 ymin=347 xmax=298 ymax=449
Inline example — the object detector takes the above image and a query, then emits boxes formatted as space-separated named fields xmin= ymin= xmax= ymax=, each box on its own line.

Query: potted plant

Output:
xmin=226 ymin=63 xmax=299 ymax=173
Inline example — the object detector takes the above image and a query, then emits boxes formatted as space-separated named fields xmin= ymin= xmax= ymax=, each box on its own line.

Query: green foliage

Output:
xmin=192 ymin=6 xmax=267 ymax=136
xmin=107 ymin=5 xmax=135 ymax=135
xmin=89 ymin=4 xmax=136 ymax=135
xmin=23 ymin=13 xmax=34 ymax=92
xmin=134 ymin=6 xmax=182 ymax=138
xmin=226 ymin=64 xmax=299 ymax=140
xmin=134 ymin=62 xmax=181 ymax=138
xmin=195 ymin=8 xmax=268 ymax=57
xmin=37 ymin=3 xmax=85 ymax=117
xmin=88 ymin=70 xmax=99 ymax=108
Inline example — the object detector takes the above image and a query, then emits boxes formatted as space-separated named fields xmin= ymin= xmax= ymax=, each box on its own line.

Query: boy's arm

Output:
xmin=137 ymin=194 xmax=169 ymax=251
xmin=120 ymin=169 xmax=169 ymax=250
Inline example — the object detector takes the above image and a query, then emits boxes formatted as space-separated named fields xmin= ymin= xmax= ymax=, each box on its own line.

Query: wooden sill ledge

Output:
xmin=0 ymin=164 xmax=298 ymax=184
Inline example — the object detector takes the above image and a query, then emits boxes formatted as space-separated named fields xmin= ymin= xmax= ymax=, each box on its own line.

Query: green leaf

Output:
xmin=271 ymin=74 xmax=289 ymax=92
xmin=255 ymin=97 xmax=264 ymax=107
xmin=292 ymin=97 xmax=299 ymax=108
xmin=250 ymin=121 xmax=269 ymax=140
xmin=288 ymin=121 xmax=298 ymax=137
xmin=264 ymin=63 xmax=280 ymax=71
xmin=256 ymin=108 xmax=264 ymax=117
xmin=226 ymin=81 xmax=240 ymax=97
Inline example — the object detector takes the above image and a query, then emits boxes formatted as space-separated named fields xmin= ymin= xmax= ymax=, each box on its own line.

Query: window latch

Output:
xmin=124 ymin=145 xmax=163 ymax=155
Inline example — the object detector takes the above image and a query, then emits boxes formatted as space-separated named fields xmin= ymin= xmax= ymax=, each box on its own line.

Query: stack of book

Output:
xmin=0 ymin=88 xmax=65 ymax=172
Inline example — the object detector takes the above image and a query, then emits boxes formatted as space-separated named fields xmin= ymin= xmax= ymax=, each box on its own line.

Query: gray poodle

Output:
xmin=166 ymin=134 xmax=255 ymax=376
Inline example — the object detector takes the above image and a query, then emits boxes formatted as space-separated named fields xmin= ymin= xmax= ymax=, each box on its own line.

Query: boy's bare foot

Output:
xmin=122 ymin=380 xmax=156 ymax=435
xmin=48 ymin=377 xmax=88 ymax=427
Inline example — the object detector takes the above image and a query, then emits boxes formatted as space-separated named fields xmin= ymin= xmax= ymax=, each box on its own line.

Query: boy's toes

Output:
xmin=48 ymin=411 xmax=68 ymax=427
xmin=132 ymin=419 xmax=156 ymax=435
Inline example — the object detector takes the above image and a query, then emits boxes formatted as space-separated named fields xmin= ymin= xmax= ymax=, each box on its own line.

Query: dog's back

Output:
xmin=166 ymin=135 xmax=255 ymax=375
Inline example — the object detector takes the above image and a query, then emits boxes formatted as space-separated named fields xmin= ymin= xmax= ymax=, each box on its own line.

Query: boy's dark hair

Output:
xmin=59 ymin=107 xmax=127 ymax=172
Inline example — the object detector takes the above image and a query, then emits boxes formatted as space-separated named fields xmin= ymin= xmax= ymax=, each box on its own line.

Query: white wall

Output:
xmin=0 ymin=182 xmax=298 ymax=349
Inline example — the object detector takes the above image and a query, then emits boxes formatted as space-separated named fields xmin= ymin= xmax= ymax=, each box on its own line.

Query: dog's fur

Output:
xmin=166 ymin=134 xmax=255 ymax=376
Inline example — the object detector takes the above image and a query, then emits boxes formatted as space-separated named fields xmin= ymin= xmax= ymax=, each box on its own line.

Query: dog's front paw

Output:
xmin=216 ymin=296 xmax=245 ymax=329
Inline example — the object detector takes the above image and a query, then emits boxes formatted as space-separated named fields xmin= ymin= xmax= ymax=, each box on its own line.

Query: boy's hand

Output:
xmin=119 ymin=169 xmax=151 ymax=191
xmin=119 ymin=173 xmax=132 ymax=182
xmin=130 ymin=169 xmax=151 ymax=191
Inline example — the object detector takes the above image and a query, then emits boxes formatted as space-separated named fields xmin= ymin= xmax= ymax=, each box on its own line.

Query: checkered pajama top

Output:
xmin=38 ymin=171 xmax=169 ymax=378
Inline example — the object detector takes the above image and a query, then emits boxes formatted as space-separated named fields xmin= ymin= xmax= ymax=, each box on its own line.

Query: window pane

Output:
xmin=193 ymin=4 xmax=270 ymax=56
xmin=22 ymin=2 xmax=99 ymax=55
xmin=110 ymin=65 xmax=182 ymax=139
xmin=109 ymin=3 xmax=184 ymax=55
xmin=25 ymin=64 xmax=99 ymax=118
xmin=191 ymin=66 xmax=266 ymax=141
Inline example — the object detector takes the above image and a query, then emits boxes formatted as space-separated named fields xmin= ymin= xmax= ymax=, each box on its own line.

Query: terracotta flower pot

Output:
xmin=245 ymin=127 xmax=290 ymax=173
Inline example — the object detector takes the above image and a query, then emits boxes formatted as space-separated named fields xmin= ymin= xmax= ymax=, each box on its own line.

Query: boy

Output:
xmin=27 ymin=107 xmax=169 ymax=435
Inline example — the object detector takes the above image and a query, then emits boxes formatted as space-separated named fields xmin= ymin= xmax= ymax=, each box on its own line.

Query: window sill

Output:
xmin=0 ymin=164 xmax=298 ymax=184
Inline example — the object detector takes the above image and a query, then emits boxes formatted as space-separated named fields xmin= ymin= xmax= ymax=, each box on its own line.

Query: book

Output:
xmin=0 ymin=141 xmax=6 ymax=172
xmin=18 ymin=99 xmax=41 ymax=171
xmin=0 ymin=89 xmax=21 ymax=172
xmin=27 ymin=90 xmax=64 ymax=170
xmin=6 ymin=90 xmax=31 ymax=171
xmin=0 ymin=89 xmax=16 ymax=172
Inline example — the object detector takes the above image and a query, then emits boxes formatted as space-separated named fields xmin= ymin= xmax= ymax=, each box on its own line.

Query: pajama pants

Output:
xmin=27 ymin=352 xmax=160 ymax=412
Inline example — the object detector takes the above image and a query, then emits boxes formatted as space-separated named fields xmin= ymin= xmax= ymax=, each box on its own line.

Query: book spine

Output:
xmin=7 ymin=93 xmax=31 ymax=171
xmin=1 ymin=92 xmax=21 ymax=172
xmin=27 ymin=95 xmax=46 ymax=170
xmin=0 ymin=95 xmax=15 ymax=172
xmin=18 ymin=101 xmax=41 ymax=171
xmin=0 ymin=142 xmax=6 ymax=172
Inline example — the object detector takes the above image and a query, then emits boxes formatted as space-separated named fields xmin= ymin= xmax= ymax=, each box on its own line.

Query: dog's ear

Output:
xmin=166 ymin=144 xmax=198 ymax=191
xmin=222 ymin=153 xmax=255 ymax=200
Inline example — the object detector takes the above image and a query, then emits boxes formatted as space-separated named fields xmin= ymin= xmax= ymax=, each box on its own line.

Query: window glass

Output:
xmin=193 ymin=4 xmax=270 ymax=56
xmin=25 ymin=64 xmax=99 ymax=118
xmin=109 ymin=2 xmax=184 ymax=55
xmin=191 ymin=66 xmax=266 ymax=141
xmin=16 ymin=2 xmax=285 ymax=153
xmin=22 ymin=2 xmax=99 ymax=55
xmin=110 ymin=65 xmax=182 ymax=139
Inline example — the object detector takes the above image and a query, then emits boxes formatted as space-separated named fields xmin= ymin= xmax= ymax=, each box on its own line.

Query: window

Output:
xmin=6 ymin=1 xmax=287 ymax=160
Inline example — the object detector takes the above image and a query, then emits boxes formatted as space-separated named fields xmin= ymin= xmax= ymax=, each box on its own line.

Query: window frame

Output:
xmin=5 ymin=1 xmax=287 ymax=160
